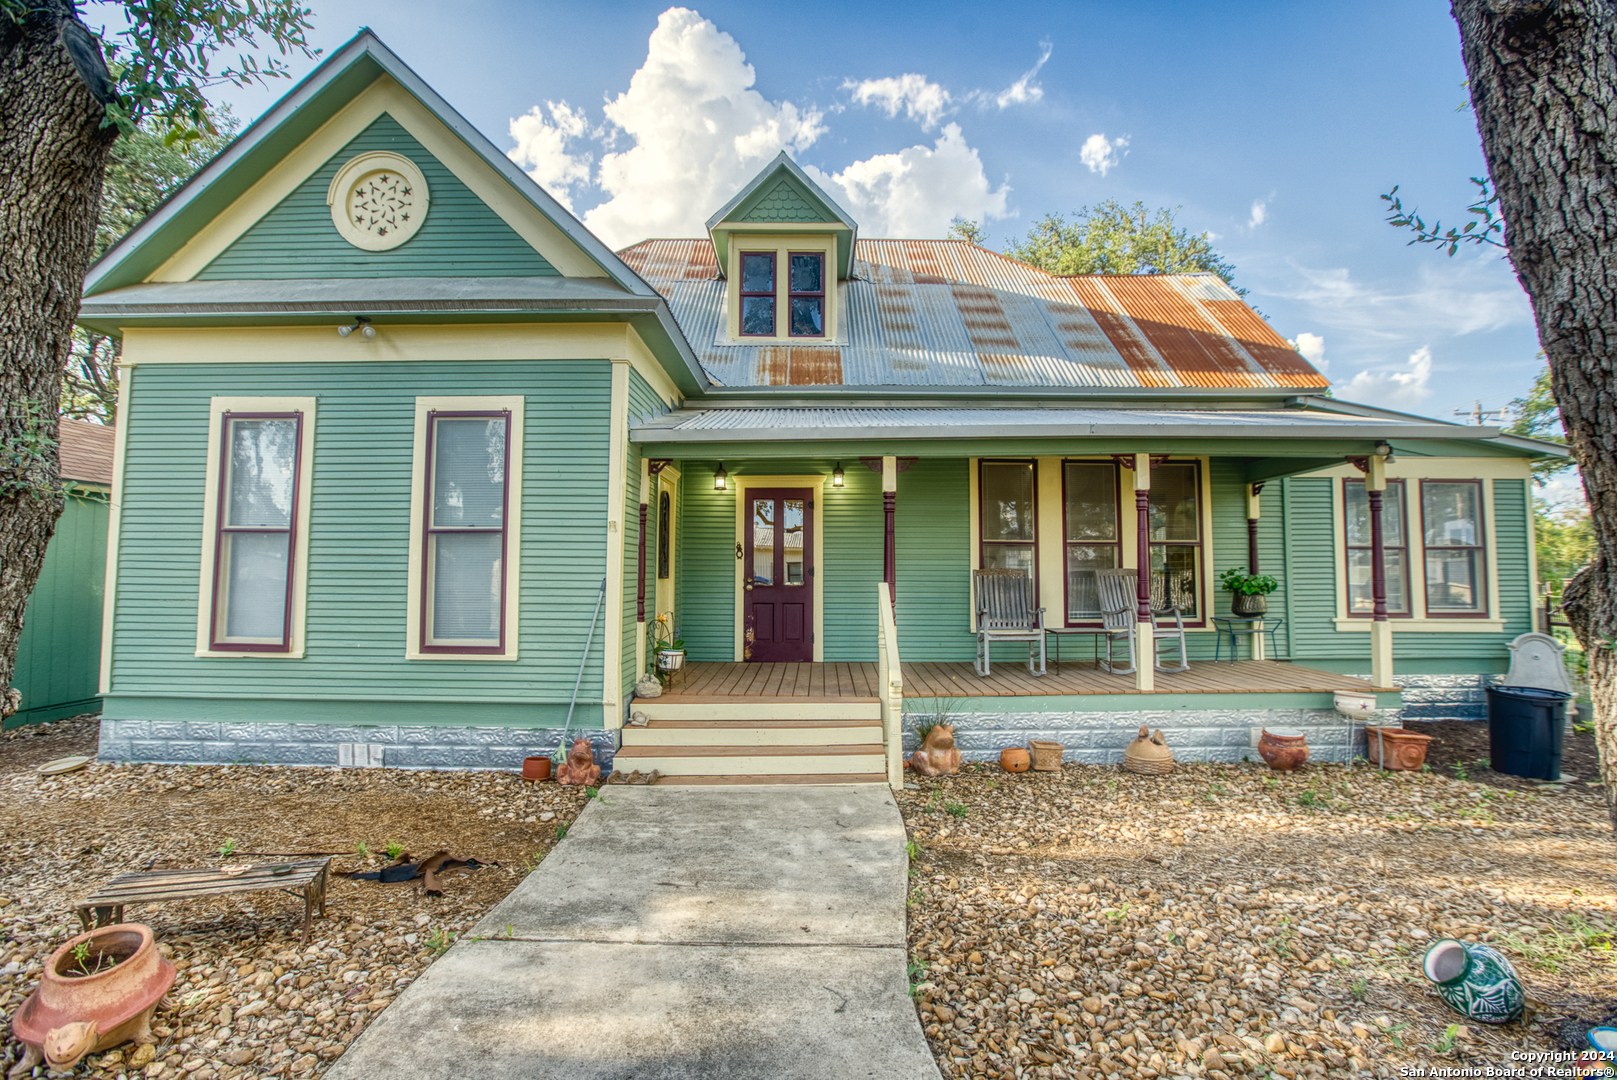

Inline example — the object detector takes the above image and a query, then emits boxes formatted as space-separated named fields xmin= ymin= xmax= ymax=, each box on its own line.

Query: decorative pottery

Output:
xmin=556 ymin=737 xmax=601 ymax=786
xmin=36 ymin=755 xmax=92 ymax=777
xmin=1421 ymin=938 xmax=1525 ymax=1025
xmin=911 ymin=725 xmax=962 ymax=777
xmin=1231 ymin=593 xmax=1268 ymax=617
xmin=521 ymin=756 xmax=552 ymax=782
xmin=656 ymin=648 xmax=686 ymax=673
xmin=1123 ymin=726 xmax=1174 ymax=775
xmin=1257 ymin=727 xmax=1309 ymax=771
xmin=1028 ymin=739 xmax=1064 ymax=772
xmin=11 ymin=922 xmax=175 ymax=1074
xmin=999 ymin=747 xmax=1031 ymax=773
xmin=1364 ymin=726 xmax=1433 ymax=771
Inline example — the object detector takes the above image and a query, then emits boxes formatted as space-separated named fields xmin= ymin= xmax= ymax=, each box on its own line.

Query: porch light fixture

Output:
xmin=1374 ymin=440 xmax=1397 ymax=464
xmin=713 ymin=461 xmax=728 ymax=490
xmin=832 ymin=462 xmax=844 ymax=487
xmin=337 ymin=317 xmax=375 ymax=339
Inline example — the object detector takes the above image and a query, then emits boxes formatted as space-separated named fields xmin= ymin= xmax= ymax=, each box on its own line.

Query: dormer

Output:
xmin=706 ymin=153 xmax=857 ymax=344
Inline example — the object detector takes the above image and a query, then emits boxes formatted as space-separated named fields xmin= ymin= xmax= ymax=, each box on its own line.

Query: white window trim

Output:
xmin=730 ymin=474 xmax=826 ymax=662
xmin=1321 ymin=461 xmax=1511 ymax=632
xmin=726 ymin=234 xmax=838 ymax=344
xmin=194 ymin=396 xmax=317 ymax=658
xmin=406 ymin=395 xmax=525 ymax=661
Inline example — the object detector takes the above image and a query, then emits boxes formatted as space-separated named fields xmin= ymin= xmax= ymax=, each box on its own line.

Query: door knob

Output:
xmin=745 ymin=582 xmax=753 ymax=591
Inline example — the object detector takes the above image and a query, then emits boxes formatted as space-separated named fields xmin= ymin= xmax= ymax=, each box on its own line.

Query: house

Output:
xmin=77 ymin=31 xmax=1564 ymax=780
xmin=8 ymin=419 xmax=115 ymax=727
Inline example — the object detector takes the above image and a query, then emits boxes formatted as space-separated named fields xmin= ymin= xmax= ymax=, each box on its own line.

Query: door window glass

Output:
xmin=751 ymin=498 xmax=775 ymax=585
xmin=783 ymin=499 xmax=805 ymax=584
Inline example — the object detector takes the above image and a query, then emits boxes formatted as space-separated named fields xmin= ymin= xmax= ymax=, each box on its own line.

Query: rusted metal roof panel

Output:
xmin=615 ymin=239 xmax=1330 ymax=391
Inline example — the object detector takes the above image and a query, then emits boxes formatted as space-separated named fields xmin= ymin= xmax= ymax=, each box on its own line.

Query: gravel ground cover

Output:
xmin=899 ymin=759 xmax=1617 ymax=1080
xmin=0 ymin=716 xmax=587 ymax=1080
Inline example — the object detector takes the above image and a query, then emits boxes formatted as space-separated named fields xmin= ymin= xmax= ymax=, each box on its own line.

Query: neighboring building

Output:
xmin=8 ymin=420 xmax=115 ymax=727
xmin=78 ymin=32 xmax=1564 ymax=779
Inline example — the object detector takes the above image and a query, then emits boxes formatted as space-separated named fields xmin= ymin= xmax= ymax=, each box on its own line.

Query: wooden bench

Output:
xmin=75 ymin=858 xmax=333 ymax=944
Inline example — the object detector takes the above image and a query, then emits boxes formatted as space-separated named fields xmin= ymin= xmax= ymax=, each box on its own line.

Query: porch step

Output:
xmin=611 ymin=742 xmax=886 ymax=780
xmin=653 ymin=773 xmax=888 ymax=787
xmin=624 ymin=719 xmax=883 ymax=746
xmin=632 ymin=699 xmax=880 ymax=722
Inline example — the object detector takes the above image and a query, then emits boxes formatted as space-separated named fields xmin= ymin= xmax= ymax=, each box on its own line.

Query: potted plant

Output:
xmin=652 ymin=612 xmax=686 ymax=679
xmin=1219 ymin=567 xmax=1279 ymax=616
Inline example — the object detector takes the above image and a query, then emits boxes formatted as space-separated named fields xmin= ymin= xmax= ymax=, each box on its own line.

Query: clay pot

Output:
xmin=12 ymin=923 xmax=175 ymax=1071
xmin=1231 ymin=592 xmax=1268 ymax=617
xmin=1257 ymin=727 xmax=1309 ymax=771
xmin=999 ymin=747 xmax=1031 ymax=773
xmin=1422 ymin=938 xmax=1525 ymax=1024
xmin=1123 ymin=726 xmax=1174 ymax=776
xmin=1364 ymin=726 xmax=1433 ymax=771
xmin=521 ymin=756 xmax=552 ymax=782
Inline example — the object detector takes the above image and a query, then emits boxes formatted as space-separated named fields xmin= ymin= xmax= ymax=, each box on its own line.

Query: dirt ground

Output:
xmin=899 ymin=757 xmax=1617 ymax=1080
xmin=1408 ymin=718 xmax=1602 ymax=793
xmin=0 ymin=716 xmax=587 ymax=1080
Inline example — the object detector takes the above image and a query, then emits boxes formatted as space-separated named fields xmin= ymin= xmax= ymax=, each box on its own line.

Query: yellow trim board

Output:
xmin=98 ymin=369 xmax=134 ymax=695
xmin=731 ymin=475 xmax=827 ymax=663
xmin=123 ymin=323 xmax=635 ymax=365
xmin=194 ymin=397 xmax=318 ymax=658
xmin=151 ymin=75 xmax=606 ymax=282
xmin=603 ymin=361 xmax=630 ymax=726
xmin=404 ymin=395 xmax=525 ymax=661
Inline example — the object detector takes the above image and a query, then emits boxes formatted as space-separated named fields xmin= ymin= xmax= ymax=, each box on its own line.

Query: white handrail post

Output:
xmin=877 ymin=582 xmax=904 ymax=788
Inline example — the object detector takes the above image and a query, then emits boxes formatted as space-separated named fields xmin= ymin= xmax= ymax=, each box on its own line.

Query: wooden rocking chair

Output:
xmin=972 ymin=568 xmax=1046 ymax=677
xmin=1095 ymin=569 xmax=1190 ymax=675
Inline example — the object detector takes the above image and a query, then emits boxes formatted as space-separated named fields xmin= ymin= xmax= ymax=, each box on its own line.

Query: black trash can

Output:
xmin=1486 ymin=684 xmax=1571 ymax=780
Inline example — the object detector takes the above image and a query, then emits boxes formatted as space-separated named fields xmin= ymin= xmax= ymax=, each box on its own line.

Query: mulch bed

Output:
xmin=1407 ymin=718 xmax=1602 ymax=793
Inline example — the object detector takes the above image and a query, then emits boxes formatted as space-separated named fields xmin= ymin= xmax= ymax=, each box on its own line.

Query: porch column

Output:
xmin=882 ymin=455 xmax=897 ymax=607
xmin=1246 ymin=482 xmax=1264 ymax=660
xmin=1366 ymin=454 xmax=1394 ymax=688
xmin=1133 ymin=453 xmax=1155 ymax=692
xmin=634 ymin=456 xmax=649 ymax=682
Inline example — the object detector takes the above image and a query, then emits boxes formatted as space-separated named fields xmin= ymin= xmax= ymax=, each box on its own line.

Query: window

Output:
xmin=740 ymin=252 xmax=776 ymax=336
xmin=979 ymin=460 xmax=1037 ymax=577
xmin=788 ymin=252 xmax=825 ymax=337
xmin=209 ymin=412 xmax=303 ymax=651
xmin=1062 ymin=461 xmax=1120 ymax=623
xmin=1148 ymin=462 xmax=1202 ymax=621
xmin=1344 ymin=479 xmax=1410 ymax=616
xmin=1423 ymin=480 xmax=1487 ymax=616
xmin=407 ymin=396 xmax=524 ymax=660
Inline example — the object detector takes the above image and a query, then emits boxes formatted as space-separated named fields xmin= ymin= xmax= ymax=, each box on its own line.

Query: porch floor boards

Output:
xmin=659 ymin=660 xmax=1390 ymax=701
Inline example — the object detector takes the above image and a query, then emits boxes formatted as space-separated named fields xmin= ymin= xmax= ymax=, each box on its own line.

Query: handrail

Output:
xmin=876 ymin=582 xmax=904 ymax=788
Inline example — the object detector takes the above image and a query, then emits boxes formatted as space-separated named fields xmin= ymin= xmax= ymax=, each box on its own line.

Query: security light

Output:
xmin=714 ymin=462 xmax=728 ymax=490
xmin=832 ymin=462 xmax=844 ymax=487
xmin=338 ymin=317 xmax=374 ymax=338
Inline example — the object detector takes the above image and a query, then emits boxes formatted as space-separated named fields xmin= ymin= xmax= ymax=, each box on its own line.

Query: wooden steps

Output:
xmin=618 ymin=702 xmax=888 ymax=785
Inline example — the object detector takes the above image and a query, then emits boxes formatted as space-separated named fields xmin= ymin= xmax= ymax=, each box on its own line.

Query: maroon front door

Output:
xmin=745 ymin=488 xmax=812 ymax=662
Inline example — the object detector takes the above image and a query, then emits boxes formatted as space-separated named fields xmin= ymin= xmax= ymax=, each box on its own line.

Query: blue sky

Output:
xmin=167 ymin=0 xmax=1543 ymax=426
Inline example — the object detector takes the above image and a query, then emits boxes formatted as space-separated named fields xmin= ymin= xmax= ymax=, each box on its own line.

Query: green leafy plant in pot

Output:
xmin=652 ymin=612 xmax=686 ymax=682
xmin=1219 ymin=567 xmax=1279 ymax=616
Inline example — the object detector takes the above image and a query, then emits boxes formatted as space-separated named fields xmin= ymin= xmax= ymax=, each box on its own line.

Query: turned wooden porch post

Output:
xmin=1133 ymin=453 xmax=1154 ymax=692
xmin=883 ymin=455 xmax=897 ymax=607
xmin=1365 ymin=454 xmax=1393 ymax=688
xmin=1246 ymin=482 xmax=1265 ymax=660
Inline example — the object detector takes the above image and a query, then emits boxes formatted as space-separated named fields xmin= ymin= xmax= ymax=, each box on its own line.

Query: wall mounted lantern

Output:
xmin=713 ymin=462 xmax=728 ymax=491
xmin=832 ymin=462 xmax=844 ymax=487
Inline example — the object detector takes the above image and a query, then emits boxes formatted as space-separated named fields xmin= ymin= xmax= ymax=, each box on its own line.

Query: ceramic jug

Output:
xmin=1421 ymin=938 xmax=1525 ymax=1024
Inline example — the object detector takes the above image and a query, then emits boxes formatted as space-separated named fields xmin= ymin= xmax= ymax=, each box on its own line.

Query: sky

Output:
xmin=115 ymin=0 xmax=1548 ymax=443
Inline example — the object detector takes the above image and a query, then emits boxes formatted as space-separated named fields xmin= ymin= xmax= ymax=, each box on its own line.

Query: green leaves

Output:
xmin=1004 ymin=201 xmax=1242 ymax=294
xmin=1381 ymin=177 xmax=1507 ymax=256
xmin=1218 ymin=568 xmax=1279 ymax=596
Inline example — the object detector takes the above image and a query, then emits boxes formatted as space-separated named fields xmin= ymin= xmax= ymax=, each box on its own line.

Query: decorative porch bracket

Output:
xmin=876 ymin=582 xmax=904 ymax=788
xmin=1131 ymin=453 xmax=1155 ymax=692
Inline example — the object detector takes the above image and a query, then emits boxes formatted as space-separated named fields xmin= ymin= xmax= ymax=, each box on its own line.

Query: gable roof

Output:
xmin=705 ymin=153 xmax=859 ymax=279
xmin=618 ymin=238 xmax=1329 ymax=393
xmin=83 ymin=30 xmax=655 ymax=300
xmin=58 ymin=419 xmax=115 ymax=486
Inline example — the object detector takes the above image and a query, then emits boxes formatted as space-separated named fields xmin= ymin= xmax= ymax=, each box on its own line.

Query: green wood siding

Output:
xmin=197 ymin=114 xmax=557 ymax=280
xmin=736 ymin=177 xmax=834 ymax=224
xmin=8 ymin=493 xmax=108 ymax=727
xmin=622 ymin=369 xmax=666 ymax=697
xmin=106 ymin=360 xmax=612 ymax=726
xmin=895 ymin=458 xmax=974 ymax=661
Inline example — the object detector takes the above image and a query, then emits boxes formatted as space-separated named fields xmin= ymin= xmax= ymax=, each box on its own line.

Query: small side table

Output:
xmin=1045 ymin=628 xmax=1110 ymax=672
xmin=1212 ymin=616 xmax=1284 ymax=662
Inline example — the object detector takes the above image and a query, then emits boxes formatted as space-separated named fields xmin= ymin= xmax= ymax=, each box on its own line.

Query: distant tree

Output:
xmin=1538 ymin=498 xmax=1595 ymax=590
xmin=65 ymin=110 xmax=238 ymax=423
xmin=1504 ymin=360 xmax=1574 ymax=482
xmin=946 ymin=216 xmax=987 ymax=245
xmin=1004 ymin=201 xmax=1242 ymax=293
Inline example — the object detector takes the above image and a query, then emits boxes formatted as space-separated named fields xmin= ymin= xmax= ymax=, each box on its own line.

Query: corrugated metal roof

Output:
xmin=616 ymin=239 xmax=1330 ymax=391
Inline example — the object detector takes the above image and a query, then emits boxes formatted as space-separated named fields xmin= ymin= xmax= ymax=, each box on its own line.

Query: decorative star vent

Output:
xmin=328 ymin=152 xmax=430 ymax=251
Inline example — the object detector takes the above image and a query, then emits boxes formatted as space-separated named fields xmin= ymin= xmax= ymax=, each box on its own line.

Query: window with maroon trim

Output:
xmin=1422 ymin=480 xmax=1488 ymax=617
xmin=739 ymin=252 xmax=776 ymax=336
xmin=420 ymin=411 xmax=511 ymax=652
xmin=210 ymin=412 xmax=303 ymax=651
xmin=979 ymin=460 xmax=1037 ymax=582
xmin=1061 ymin=460 xmax=1121 ymax=624
xmin=1344 ymin=479 xmax=1411 ymax=617
xmin=1147 ymin=462 xmax=1202 ymax=623
xmin=787 ymin=252 xmax=825 ymax=337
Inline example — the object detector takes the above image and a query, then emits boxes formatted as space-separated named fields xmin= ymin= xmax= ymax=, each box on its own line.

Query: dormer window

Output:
xmin=740 ymin=252 xmax=776 ymax=336
xmin=789 ymin=253 xmax=825 ymax=337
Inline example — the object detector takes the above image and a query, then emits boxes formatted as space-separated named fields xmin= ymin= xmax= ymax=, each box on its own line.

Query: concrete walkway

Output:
xmin=325 ymin=785 xmax=941 ymax=1080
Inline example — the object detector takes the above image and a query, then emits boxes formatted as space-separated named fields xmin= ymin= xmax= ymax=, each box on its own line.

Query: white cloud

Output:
xmin=1268 ymin=260 xmax=1531 ymax=342
xmin=1538 ymin=470 xmax=1587 ymax=512
xmin=1336 ymin=346 xmax=1433 ymax=406
xmin=1287 ymin=331 xmax=1326 ymax=371
xmin=507 ymin=101 xmax=593 ymax=212
xmin=845 ymin=73 xmax=952 ymax=130
xmin=580 ymin=7 xmax=827 ymax=248
xmin=994 ymin=42 xmax=1052 ymax=108
xmin=808 ymin=123 xmax=1010 ymax=238
xmin=1248 ymin=198 xmax=1268 ymax=228
xmin=1079 ymin=133 xmax=1128 ymax=176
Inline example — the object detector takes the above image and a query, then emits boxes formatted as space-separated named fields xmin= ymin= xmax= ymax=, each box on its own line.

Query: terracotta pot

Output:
xmin=1364 ymin=726 xmax=1433 ymax=771
xmin=521 ymin=756 xmax=552 ymax=782
xmin=1000 ymin=747 xmax=1031 ymax=773
xmin=1257 ymin=727 xmax=1309 ymax=771
xmin=1123 ymin=726 xmax=1174 ymax=776
xmin=12 ymin=923 xmax=175 ymax=1071
xmin=1231 ymin=592 xmax=1268 ymax=617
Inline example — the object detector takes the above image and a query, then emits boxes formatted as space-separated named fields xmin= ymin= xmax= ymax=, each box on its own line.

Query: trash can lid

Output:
xmin=1487 ymin=684 xmax=1572 ymax=701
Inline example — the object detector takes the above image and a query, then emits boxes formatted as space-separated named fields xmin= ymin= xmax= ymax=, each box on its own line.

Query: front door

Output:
xmin=745 ymin=488 xmax=812 ymax=662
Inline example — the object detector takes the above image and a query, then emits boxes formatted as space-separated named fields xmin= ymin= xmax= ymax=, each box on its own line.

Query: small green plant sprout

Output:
xmin=905 ymin=695 xmax=963 ymax=746
xmin=355 ymin=841 xmax=370 ymax=860
xmin=1218 ymin=567 xmax=1279 ymax=596
xmin=1296 ymin=790 xmax=1325 ymax=809
xmin=1450 ymin=761 xmax=1471 ymax=781
xmin=217 ymin=838 xmax=237 ymax=858
xmin=906 ymin=960 xmax=929 ymax=996
xmin=1434 ymin=1023 xmax=1462 ymax=1054
xmin=385 ymin=840 xmax=404 ymax=860
xmin=425 ymin=928 xmax=453 ymax=955
xmin=944 ymin=800 xmax=969 ymax=819
xmin=66 ymin=940 xmax=114 ymax=977
xmin=555 ymin=822 xmax=568 ymax=842
xmin=905 ymin=839 xmax=924 ymax=862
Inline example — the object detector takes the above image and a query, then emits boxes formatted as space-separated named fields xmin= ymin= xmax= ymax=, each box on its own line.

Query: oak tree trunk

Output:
xmin=0 ymin=3 xmax=116 ymax=716
xmin=1452 ymin=0 xmax=1617 ymax=825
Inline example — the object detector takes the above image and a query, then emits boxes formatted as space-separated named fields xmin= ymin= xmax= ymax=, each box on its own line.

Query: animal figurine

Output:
xmin=910 ymin=725 xmax=961 ymax=777
xmin=557 ymin=737 xmax=601 ymax=786
xmin=1122 ymin=726 xmax=1174 ymax=775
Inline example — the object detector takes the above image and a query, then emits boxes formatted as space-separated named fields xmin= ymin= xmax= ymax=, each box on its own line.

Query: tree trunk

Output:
xmin=1452 ymin=0 xmax=1617 ymax=826
xmin=0 ymin=3 xmax=116 ymax=716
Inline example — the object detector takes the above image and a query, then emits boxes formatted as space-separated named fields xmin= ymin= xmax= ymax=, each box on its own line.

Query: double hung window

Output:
xmin=1422 ymin=480 xmax=1487 ymax=616
xmin=740 ymin=252 xmax=776 ymax=337
xmin=1062 ymin=461 xmax=1121 ymax=623
xmin=788 ymin=252 xmax=825 ymax=337
xmin=1344 ymin=479 xmax=1411 ymax=616
xmin=978 ymin=460 xmax=1037 ymax=578
xmin=210 ymin=412 xmax=303 ymax=651
xmin=1147 ymin=462 xmax=1203 ymax=621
